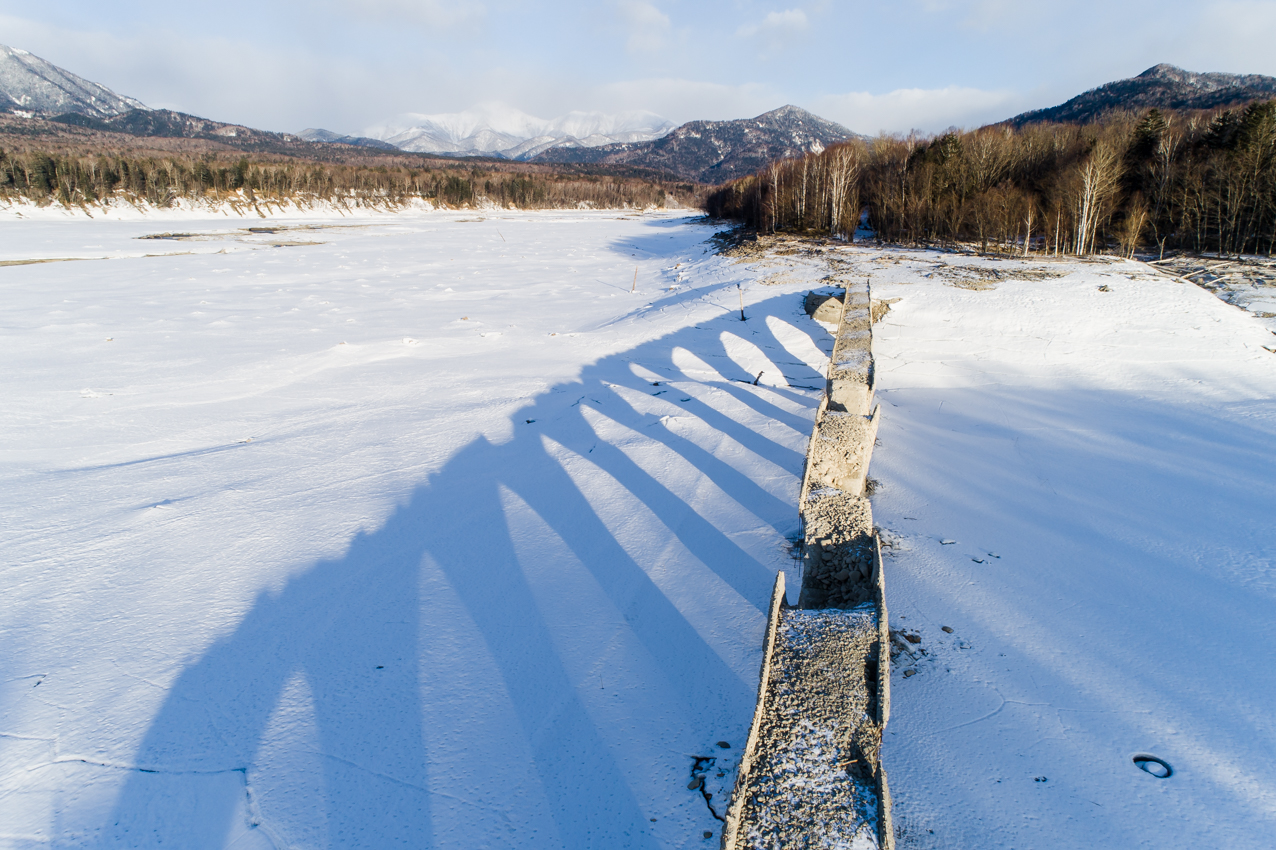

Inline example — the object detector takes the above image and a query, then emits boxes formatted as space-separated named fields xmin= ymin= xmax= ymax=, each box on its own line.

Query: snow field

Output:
xmin=0 ymin=211 xmax=835 ymax=848
xmin=7 ymin=214 xmax=1273 ymax=849
xmin=853 ymin=249 xmax=1276 ymax=849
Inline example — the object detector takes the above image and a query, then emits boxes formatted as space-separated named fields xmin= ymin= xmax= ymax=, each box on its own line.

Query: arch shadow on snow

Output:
xmin=102 ymin=292 xmax=831 ymax=848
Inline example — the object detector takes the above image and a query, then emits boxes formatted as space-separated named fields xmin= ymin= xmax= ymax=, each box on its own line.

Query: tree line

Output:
xmin=0 ymin=149 xmax=699 ymax=211
xmin=706 ymin=101 xmax=1276 ymax=257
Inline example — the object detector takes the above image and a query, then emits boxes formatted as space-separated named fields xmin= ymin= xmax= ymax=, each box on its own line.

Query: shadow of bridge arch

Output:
xmin=104 ymin=292 xmax=830 ymax=849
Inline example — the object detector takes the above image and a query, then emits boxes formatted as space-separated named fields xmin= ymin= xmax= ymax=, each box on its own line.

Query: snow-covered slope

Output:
xmin=0 ymin=43 xmax=147 ymax=117
xmin=361 ymin=102 xmax=675 ymax=157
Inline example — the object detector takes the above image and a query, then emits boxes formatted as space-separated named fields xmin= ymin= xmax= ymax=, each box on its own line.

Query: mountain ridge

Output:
xmin=532 ymin=105 xmax=858 ymax=184
xmin=1008 ymin=64 xmax=1276 ymax=126
xmin=297 ymin=128 xmax=399 ymax=150
xmin=0 ymin=43 xmax=146 ymax=119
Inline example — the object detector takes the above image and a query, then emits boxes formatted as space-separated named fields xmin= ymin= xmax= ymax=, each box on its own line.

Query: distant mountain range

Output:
xmin=0 ymin=43 xmax=854 ymax=184
xmin=1009 ymin=64 xmax=1276 ymax=126
xmin=0 ymin=42 xmax=309 ymax=151
xmin=316 ymin=104 xmax=678 ymax=159
xmin=294 ymin=128 xmax=399 ymax=151
xmin=303 ymin=104 xmax=855 ymax=184
xmin=532 ymin=106 xmax=857 ymax=184
xmin=6 ymin=44 xmax=1276 ymax=185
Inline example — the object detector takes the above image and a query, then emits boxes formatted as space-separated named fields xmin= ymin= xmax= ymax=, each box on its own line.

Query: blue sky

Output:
xmin=3 ymin=1 xmax=1275 ymax=135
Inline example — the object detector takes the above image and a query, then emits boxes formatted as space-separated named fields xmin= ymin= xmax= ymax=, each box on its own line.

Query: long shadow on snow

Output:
xmin=104 ymin=293 xmax=827 ymax=848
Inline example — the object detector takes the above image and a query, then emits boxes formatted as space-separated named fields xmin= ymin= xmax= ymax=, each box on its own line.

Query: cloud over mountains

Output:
xmin=353 ymin=103 xmax=676 ymax=159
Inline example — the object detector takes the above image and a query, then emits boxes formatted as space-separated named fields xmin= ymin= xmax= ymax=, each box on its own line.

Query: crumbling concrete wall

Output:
xmin=723 ymin=281 xmax=894 ymax=850
xmin=805 ymin=408 xmax=879 ymax=498
xmin=797 ymin=491 xmax=875 ymax=609
xmin=828 ymin=281 xmax=874 ymax=416
xmin=800 ymin=279 xmax=882 ymax=609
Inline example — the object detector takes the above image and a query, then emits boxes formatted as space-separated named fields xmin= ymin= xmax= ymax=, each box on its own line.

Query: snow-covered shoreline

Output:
xmin=0 ymin=195 xmax=684 ymax=224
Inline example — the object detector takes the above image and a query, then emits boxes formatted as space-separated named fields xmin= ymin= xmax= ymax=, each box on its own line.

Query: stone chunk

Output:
xmin=804 ymin=290 xmax=844 ymax=323
xmin=807 ymin=408 xmax=879 ymax=497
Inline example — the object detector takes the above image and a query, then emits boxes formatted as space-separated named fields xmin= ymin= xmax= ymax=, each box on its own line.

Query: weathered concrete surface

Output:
xmin=725 ymin=278 xmax=893 ymax=850
xmin=804 ymin=290 xmax=845 ymax=323
xmin=729 ymin=606 xmax=884 ymax=850
xmin=721 ymin=573 xmax=789 ymax=850
xmin=828 ymin=284 xmax=874 ymax=415
xmin=806 ymin=408 xmax=880 ymax=498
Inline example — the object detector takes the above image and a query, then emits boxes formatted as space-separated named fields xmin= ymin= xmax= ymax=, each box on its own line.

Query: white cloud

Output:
xmin=735 ymin=8 xmax=810 ymax=55
xmin=813 ymin=85 xmax=1025 ymax=135
xmin=736 ymin=8 xmax=809 ymax=38
xmin=615 ymin=1 xmax=671 ymax=53
xmin=589 ymin=78 xmax=783 ymax=123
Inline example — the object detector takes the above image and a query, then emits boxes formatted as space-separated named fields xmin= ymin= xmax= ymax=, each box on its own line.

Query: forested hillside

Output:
xmin=707 ymin=101 xmax=1276 ymax=257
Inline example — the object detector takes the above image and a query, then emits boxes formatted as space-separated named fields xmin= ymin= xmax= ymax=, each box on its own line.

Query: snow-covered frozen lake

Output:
xmin=860 ymin=251 xmax=1276 ymax=849
xmin=2 ymin=211 xmax=831 ymax=848
xmin=3 ymin=212 xmax=1274 ymax=849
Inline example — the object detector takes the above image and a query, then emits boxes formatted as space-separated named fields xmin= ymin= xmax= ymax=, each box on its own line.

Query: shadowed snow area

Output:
xmin=860 ymin=252 xmax=1276 ymax=849
xmin=6 ymin=216 xmax=1275 ymax=849
xmin=0 ymin=212 xmax=832 ymax=848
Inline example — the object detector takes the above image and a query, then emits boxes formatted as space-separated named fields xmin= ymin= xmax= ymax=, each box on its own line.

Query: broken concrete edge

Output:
xmin=804 ymin=290 xmax=845 ymax=323
xmin=872 ymin=534 xmax=894 ymax=850
xmin=720 ymin=571 xmax=787 ymax=850
xmin=797 ymin=394 xmax=829 ymax=518
xmin=804 ymin=284 xmax=891 ymax=325
xmin=873 ymin=534 xmax=889 ymax=727
xmin=877 ymin=765 xmax=895 ymax=850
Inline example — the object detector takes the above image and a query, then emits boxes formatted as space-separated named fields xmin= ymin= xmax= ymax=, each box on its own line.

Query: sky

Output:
xmin=3 ymin=0 xmax=1276 ymax=136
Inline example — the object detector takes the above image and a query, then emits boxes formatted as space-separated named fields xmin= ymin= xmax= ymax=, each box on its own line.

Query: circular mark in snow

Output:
xmin=1132 ymin=754 xmax=1172 ymax=778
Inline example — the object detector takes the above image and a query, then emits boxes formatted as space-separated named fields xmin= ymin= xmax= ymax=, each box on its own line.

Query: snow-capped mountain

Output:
xmin=359 ymin=103 xmax=676 ymax=159
xmin=535 ymin=105 xmax=859 ymax=184
xmin=0 ymin=43 xmax=147 ymax=118
xmin=1008 ymin=64 xmax=1276 ymax=126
